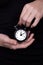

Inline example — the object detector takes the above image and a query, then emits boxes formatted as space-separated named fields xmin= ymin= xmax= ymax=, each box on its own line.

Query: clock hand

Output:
xmin=22 ymin=33 xmax=25 ymax=35
xmin=20 ymin=31 xmax=22 ymax=36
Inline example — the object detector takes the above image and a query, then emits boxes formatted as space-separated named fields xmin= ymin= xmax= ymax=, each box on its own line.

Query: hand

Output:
xmin=0 ymin=34 xmax=17 ymax=49
xmin=0 ymin=33 xmax=35 ymax=50
xmin=18 ymin=0 xmax=43 ymax=27
xmin=11 ymin=33 xmax=35 ymax=50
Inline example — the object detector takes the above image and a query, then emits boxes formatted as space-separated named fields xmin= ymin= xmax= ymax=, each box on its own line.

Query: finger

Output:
xmin=20 ymin=4 xmax=30 ymax=19
xmin=5 ymin=38 xmax=17 ymax=45
xmin=31 ymin=12 xmax=41 ymax=28
xmin=31 ymin=17 xmax=40 ymax=28
xmin=9 ymin=39 xmax=17 ymax=45
xmin=11 ymin=38 xmax=35 ymax=49
xmin=2 ymin=41 xmax=18 ymax=49
xmin=22 ymin=7 xmax=33 ymax=25
xmin=26 ymin=33 xmax=34 ymax=42
xmin=26 ymin=9 xmax=37 ymax=27
xmin=22 ymin=6 xmax=33 ymax=23
xmin=18 ymin=5 xmax=31 ymax=25
xmin=3 ymin=43 xmax=11 ymax=48
xmin=27 ymin=31 xmax=30 ymax=37
xmin=19 ymin=7 xmax=33 ymax=25
xmin=22 ymin=38 xmax=35 ymax=48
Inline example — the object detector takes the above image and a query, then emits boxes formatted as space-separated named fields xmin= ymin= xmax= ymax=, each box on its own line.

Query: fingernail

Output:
xmin=32 ymin=33 xmax=34 ymax=36
xmin=33 ymin=38 xmax=35 ymax=41
xmin=31 ymin=25 xmax=33 ymax=28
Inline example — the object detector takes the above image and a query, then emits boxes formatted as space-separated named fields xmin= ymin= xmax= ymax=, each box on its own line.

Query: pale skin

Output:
xmin=18 ymin=0 xmax=43 ymax=27
xmin=0 ymin=0 xmax=43 ymax=50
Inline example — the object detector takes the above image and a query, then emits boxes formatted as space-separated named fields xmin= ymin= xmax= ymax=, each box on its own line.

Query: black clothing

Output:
xmin=0 ymin=0 xmax=43 ymax=65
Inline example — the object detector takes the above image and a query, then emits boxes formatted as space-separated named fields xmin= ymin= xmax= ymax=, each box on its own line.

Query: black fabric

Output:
xmin=0 ymin=0 xmax=43 ymax=65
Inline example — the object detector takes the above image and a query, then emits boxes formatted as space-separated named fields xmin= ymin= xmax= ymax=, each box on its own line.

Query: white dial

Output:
xmin=15 ymin=29 xmax=27 ymax=41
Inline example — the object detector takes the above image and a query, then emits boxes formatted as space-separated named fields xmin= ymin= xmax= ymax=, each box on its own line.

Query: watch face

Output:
xmin=15 ymin=29 xmax=27 ymax=42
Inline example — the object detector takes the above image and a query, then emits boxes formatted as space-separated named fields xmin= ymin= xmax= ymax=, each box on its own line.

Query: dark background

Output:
xmin=0 ymin=0 xmax=43 ymax=65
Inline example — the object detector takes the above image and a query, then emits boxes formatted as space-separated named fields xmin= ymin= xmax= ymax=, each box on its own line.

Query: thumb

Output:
xmin=5 ymin=38 xmax=17 ymax=45
xmin=9 ymin=39 xmax=17 ymax=45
